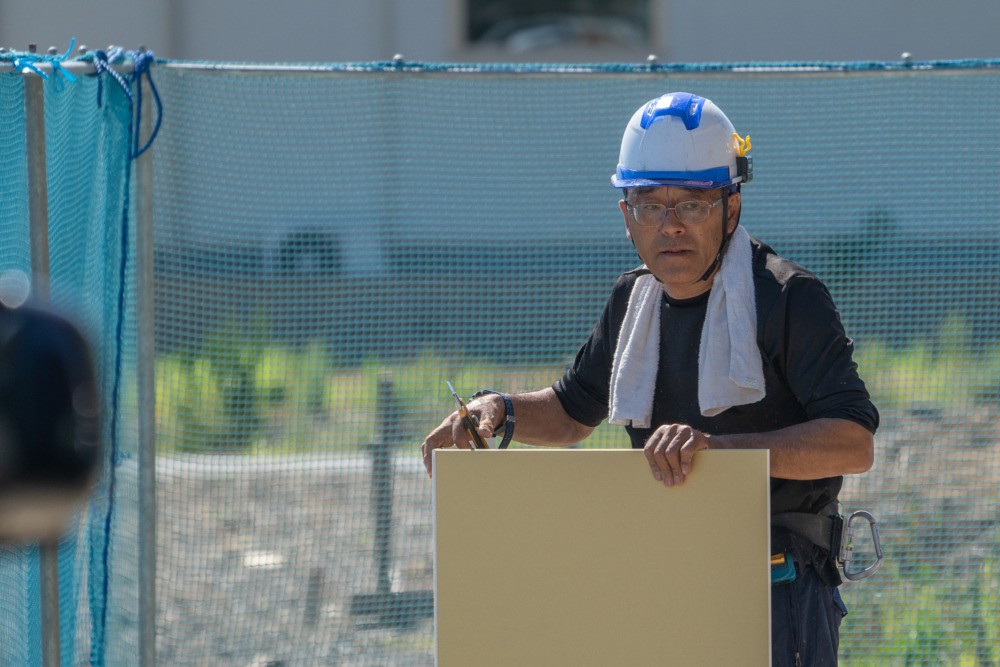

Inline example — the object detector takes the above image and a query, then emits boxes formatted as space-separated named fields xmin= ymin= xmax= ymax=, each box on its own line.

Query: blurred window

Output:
xmin=468 ymin=0 xmax=650 ymax=52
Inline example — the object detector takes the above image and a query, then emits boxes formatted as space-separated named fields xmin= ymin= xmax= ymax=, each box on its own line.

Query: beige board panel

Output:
xmin=434 ymin=448 xmax=770 ymax=667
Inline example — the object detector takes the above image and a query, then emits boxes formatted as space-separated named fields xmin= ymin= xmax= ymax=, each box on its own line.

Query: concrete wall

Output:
xmin=1 ymin=0 xmax=997 ymax=63
xmin=663 ymin=0 xmax=1000 ymax=63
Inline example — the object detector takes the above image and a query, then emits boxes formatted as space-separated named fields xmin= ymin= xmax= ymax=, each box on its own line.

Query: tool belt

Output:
xmin=771 ymin=505 xmax=883 ymax=582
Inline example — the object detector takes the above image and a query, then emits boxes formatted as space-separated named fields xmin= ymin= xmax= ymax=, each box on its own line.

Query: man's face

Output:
xmin=620 ymin=186 xmax=740 ymax=300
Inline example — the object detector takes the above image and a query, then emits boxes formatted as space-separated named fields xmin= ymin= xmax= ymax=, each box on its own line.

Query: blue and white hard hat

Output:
xmin=611 ymin=92 xmax=753 ymax=190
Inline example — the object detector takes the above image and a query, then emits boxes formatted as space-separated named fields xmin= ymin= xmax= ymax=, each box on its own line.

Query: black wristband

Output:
xmin=471 ymin=390 xmax=514 ymax=449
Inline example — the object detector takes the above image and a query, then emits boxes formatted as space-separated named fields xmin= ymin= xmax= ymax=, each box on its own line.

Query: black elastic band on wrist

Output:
xmin=471 ymin=390 xmax=514 ymax=449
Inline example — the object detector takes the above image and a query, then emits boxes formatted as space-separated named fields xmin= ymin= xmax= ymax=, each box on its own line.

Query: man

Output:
xmin=421 ymin=92 xmax=878 ymax=666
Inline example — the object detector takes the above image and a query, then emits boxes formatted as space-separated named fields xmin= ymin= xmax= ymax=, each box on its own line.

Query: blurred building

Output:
xmin=1 ymin=0 xmax=997 ymax=64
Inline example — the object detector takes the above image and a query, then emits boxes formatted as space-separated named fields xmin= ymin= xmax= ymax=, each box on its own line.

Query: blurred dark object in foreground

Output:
xmin=0 ymin=302 xmax=100 ymax=542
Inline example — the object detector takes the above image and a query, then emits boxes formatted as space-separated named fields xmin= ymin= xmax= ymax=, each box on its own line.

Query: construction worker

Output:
xmin=421 ymin=92 xmax=878 ymax=666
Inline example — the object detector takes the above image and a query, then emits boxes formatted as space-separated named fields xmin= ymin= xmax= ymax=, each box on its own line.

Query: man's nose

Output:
xmin=659 ymin=210 xmax=685 ymax=233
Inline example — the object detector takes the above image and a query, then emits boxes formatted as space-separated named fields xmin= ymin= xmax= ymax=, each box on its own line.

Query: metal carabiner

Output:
xmin=839 ymin=510 xmax=884 ymax=581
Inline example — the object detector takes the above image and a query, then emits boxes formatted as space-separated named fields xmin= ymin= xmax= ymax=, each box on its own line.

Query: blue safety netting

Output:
xmin=0 ymin=45 xmax=138 ymax=667
xmin=2 ymin=55 xmax=1000 ymax=665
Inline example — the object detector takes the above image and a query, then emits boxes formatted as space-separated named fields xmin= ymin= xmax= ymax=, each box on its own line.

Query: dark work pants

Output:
xmin=771 ymin=565 xmax=849 ymax=667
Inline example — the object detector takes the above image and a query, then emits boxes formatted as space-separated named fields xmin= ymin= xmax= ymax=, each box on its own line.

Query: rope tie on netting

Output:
xmin=84 ymin=47 xmax=163 ymax=158
xmin=0 ymin=39 xmax=77 ymax=90
xmin=48 ymin=38 xmax=78 ymax=92
xmin=85 ymin=47 xmax=132 ymax=109
xmin=10 ymin=53 xmax=45 ymax=77
xmin=127 ymin=49 xmax=162 ymax=159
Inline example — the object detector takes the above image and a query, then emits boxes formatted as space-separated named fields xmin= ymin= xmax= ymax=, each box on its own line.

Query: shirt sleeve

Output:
xmin=766 ymin=276 xmax=880 ymax=433
xmin=552 ymin=274 xmax=635 ymax=428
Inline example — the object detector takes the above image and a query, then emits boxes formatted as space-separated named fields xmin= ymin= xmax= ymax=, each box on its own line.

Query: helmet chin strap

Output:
xmin=698 ymin=192 xmax=735 ymax=282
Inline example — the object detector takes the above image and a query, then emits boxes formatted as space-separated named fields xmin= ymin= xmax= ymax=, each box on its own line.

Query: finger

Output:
xmin=422 ymin=413 xmax=468 ymax=478
xmin=469 ymin=395 xmax=503 ymax=439
xmin=662 ymin=425 xmax=696 ymax=486
xmin=659 ymin=426 xmax=685 ymax=486
xmin=679 ymin=430 xmax=708 ymax=476
xmin=468 ymin=411 xmax=493 ymax=441
xmin=421 ymin=419 xmax=455 ymax=478
xmin=644 ymin=427 xmax=675 ymax=486
xmin=643 ymin=431 xmax=663 ymax=482
xmin=449 ymin=412 xmax=475 ymax=450
xmin=476 ymin=412 xmax=498 ymax=440
xmin=645 ymin=424 xmax=689 ymax=487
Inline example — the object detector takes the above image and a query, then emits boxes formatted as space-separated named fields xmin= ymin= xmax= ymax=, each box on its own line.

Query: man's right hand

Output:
xmin=420 ymin=392 xmax=506 ymax=478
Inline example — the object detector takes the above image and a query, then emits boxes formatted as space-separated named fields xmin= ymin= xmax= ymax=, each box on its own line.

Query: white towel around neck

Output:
xmin=608 ymin=225 xmax=765 ymax=427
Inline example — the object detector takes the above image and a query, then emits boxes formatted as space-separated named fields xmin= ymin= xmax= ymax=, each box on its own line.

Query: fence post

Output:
xmin=23 ymin=52 xmax=60 ymax=667
xmin=373 ymin=375 xmax=395 ymax=596
xmin=348 ymin=374 xmax=433 ymax=627
xmin=135 ymin=64 xmax=158 ymax=667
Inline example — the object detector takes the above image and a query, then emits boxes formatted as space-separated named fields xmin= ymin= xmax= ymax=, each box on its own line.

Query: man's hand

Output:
xmin=643 ymin=424 xmax=710 ymax=487
xmin=420 ymin=393 xmax=505 ymax=478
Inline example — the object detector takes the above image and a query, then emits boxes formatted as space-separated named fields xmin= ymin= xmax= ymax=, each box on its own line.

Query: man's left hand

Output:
xmin=642 ymin=424 xmax=710 ymax=487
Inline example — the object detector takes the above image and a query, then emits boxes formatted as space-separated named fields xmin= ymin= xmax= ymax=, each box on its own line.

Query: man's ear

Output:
xmin=726 ymin=191 xmax=741 ymax=235
xmin=619 ymin=199 xmax=633 ymax=240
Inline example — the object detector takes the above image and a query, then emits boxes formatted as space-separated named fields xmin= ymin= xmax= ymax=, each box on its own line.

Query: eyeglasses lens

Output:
xmin=631 ymin=201 xmax=709 ymax=226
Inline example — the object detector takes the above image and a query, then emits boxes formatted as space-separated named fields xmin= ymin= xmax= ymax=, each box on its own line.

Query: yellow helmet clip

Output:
xmin=733 ymin=133 xmax=752 ymax=157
